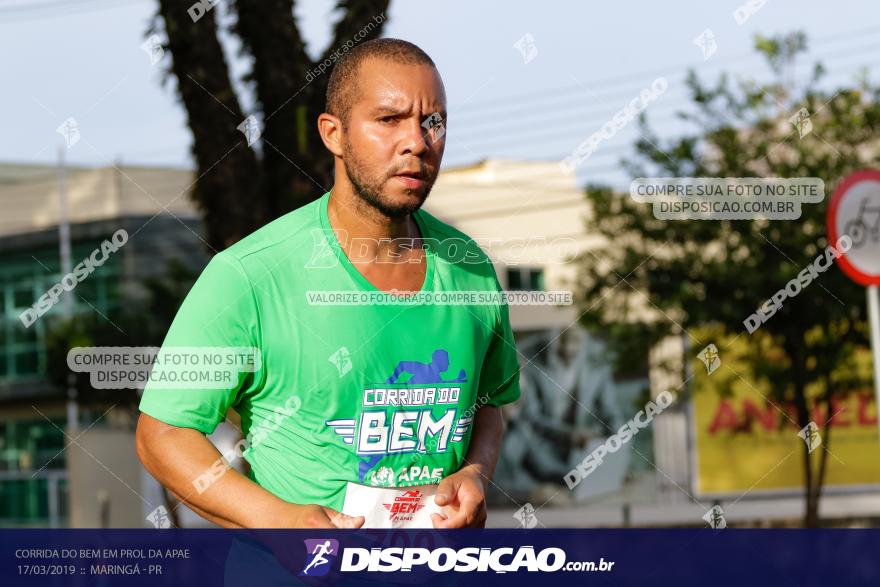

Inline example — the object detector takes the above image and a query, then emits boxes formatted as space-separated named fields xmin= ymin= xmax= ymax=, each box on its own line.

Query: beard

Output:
xmin=342 ymin=140 xmax=436 ymax=219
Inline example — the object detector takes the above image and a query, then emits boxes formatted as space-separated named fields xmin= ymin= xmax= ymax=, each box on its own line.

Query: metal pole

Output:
xmin=57 ymin=145 xmax=72 ymax=315
xmin=47 ymin=474 xmax=59 ymax=529
xmin=58 ymin=144 xmax=78 ymax=432
xmin=868 ymin=286 xmax=880 ymax=443
xmin=683 ymin=333 xmax=696 ymax=503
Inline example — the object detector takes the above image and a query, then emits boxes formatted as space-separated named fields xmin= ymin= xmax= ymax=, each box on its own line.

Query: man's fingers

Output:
xmin=430 ymin=512 xmax=448 ymax=528
xmin=435 ymin=508 xmax=468 ymax=528
xmin=335 ymin=515 xmax=365 ymax=529
xmin=302 ymin=507 xmax=336 ymax=528
xmin=455 ymin=494 xmax=485 ymax=528
xmin=323 ymin=507 xmax=365 ymax=529
xmin=434 ymin=477 xmax=457 ymax=506
xmin=435 ymin=495 xmax=483 ymax=528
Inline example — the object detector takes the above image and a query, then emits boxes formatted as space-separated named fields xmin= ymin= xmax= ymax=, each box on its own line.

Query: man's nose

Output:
xmin=398 ymin=117 xmax=431 ymax=156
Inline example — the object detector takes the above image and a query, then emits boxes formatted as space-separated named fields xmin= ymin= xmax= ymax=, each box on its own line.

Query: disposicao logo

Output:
xmin=300 ymin=539 xmax=339 ymax=577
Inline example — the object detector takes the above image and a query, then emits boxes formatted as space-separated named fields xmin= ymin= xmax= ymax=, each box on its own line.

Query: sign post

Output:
xmin=827 ymin=170 xmax=880 ymax=441
xmin=868 ymin=285 xmax=880 ymax=431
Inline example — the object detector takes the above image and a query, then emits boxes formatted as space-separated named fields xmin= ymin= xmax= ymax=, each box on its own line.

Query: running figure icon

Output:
xmin=385 ymin=349 xmax=467 ymax=384
xmin=302 ymin=540 xmax=335 ymax=575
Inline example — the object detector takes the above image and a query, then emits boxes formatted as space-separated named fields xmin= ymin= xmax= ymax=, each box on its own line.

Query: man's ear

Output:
xmin=317 ymin=113 xmax=344 ymax=157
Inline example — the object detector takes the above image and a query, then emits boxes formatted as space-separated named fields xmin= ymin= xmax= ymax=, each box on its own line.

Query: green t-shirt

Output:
xmin=139 ymin=189 xmax=520 ymax=510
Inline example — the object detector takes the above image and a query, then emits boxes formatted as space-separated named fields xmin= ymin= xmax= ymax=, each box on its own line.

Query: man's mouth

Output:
xmin=393 ymin=170 xmax=426 ymax=188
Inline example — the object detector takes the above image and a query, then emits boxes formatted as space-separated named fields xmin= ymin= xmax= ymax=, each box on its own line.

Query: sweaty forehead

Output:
xmin=354 ymin=58 xmax=446 ymax=112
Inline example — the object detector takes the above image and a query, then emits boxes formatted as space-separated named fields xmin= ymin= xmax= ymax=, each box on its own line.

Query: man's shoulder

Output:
xmin=221 ymin=195 xmax=324 ymax=267
xmin=418 ymin=208 xmax=495 ymax=271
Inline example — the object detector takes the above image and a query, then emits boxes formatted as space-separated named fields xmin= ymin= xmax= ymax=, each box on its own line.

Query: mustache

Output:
xmin=389 ymin=163 xmax=433 ymax=177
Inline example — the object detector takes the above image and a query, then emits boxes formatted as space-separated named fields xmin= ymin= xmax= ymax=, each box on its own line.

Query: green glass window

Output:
xmin=0 ymin=239 xmax=122 ymax=382
xmin=506 ymin=267 xmax=545 ymax=291
xmin=0 ymin=420 xmax=69 ymax=525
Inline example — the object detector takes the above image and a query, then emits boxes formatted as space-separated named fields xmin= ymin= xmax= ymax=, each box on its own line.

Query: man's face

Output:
xmin=341 ymin=58 xmax=446 ymax=218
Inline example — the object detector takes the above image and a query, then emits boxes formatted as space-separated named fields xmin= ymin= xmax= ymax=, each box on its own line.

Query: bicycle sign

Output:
xmin=828 ymin=170 xmax=880 ymax=286
xmin=829 ymin=171 xmax=880 ymax=443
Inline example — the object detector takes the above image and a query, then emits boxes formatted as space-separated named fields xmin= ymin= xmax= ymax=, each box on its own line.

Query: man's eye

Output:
xmin=378 ymin=116 xmax=395 ymax=124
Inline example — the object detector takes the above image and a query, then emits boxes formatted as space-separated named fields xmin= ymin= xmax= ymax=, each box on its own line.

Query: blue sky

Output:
xmin=3 ymin=0 xmax=879 ymax=188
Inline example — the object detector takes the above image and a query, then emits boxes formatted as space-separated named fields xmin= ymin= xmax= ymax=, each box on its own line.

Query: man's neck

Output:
xmin=326 ymin=186 xmax=423 ymax=264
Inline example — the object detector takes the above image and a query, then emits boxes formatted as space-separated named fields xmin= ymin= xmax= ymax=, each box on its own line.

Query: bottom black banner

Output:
xmin=2 ymin=529 xmax=877 ymax=585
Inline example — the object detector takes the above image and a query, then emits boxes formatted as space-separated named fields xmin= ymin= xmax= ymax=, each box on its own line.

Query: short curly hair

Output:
xmin=325 ymin=38 xmax=437 ymax=127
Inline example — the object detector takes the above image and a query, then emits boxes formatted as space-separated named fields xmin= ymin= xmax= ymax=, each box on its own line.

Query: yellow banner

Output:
xmin=694 ymin=385 xmax=880 ymax=495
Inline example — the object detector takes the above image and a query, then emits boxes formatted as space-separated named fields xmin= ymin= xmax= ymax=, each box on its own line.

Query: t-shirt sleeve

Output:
xmin=138 ymin=252 xmax=262 ymax=434
xmin=478 ymin=294 xmax=521 ymax=407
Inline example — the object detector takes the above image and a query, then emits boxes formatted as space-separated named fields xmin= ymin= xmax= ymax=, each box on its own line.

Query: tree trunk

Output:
xmin=158 ymin=0 xmax=392 ymax=247
xmin=233 ymin=0 xmax=320 ymax=216
xmin=809 ymin=376 xmax=835 ymax=527
xmin=787 ymin=336 xmax=819 ymax=527
xmin=157 ymin=0 xmax=266 ymax=250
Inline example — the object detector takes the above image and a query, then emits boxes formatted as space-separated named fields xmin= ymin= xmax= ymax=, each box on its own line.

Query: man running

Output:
xmin=136 ymin=38 xmax=520 ymax=529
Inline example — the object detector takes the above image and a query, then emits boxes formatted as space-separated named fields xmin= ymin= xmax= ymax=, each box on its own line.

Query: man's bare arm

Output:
xmin=135 ymin=413 xmax=363 ymax=529
xmin=462 ymin=404 xmax=505 ymax=479
xmin=432 ymin=405 xmax=506 ymax=528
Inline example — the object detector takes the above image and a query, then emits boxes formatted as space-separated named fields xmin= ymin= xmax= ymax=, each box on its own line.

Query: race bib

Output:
xmin=341 ymin=482 xmax=444 ymax=528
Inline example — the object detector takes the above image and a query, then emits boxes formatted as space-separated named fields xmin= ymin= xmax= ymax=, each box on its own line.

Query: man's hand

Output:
xmin=431 ymin=464 xmax=487 ymax=528
xmin=137 ymin=413 xmax=366 ymax=530
xmin=256 ymin=506 xmax=362 ymax=577
xmin=281 ymin=504 xmax=365 ymax=529
xmin=431 ymin=405 xmax=506 ymax=528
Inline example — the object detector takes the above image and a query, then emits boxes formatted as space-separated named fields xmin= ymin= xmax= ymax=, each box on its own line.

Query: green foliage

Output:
xmin=577 ymin=32 xmax=877 ymax=524
xmin=579 ymin=32 xmax=875 ymax=398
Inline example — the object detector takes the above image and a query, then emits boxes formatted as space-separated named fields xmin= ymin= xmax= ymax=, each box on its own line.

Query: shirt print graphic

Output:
xmin=325 ymin=349 xmax=474 ymax=488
